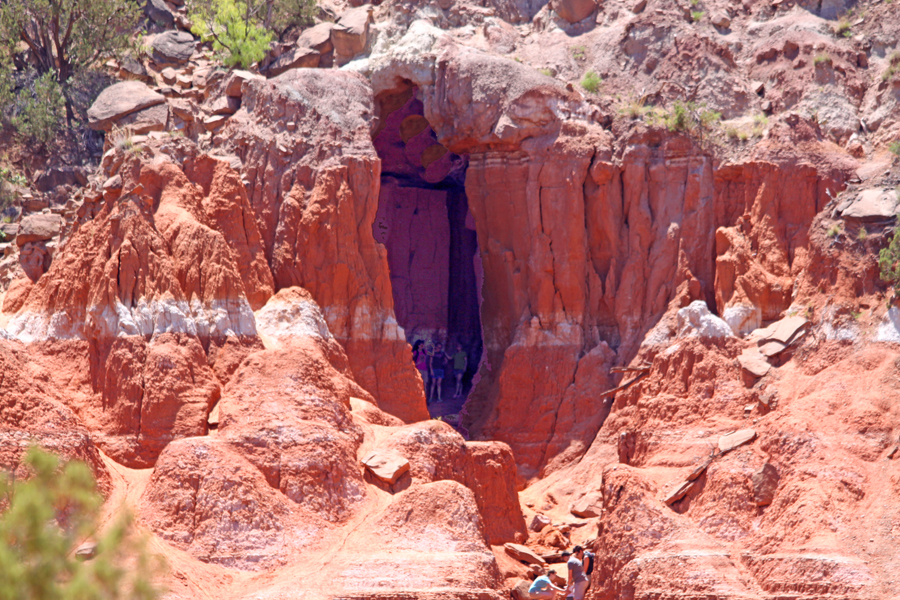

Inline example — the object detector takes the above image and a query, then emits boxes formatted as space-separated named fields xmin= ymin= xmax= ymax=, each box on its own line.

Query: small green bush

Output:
xmin=581 ymin=71 xmax=602 ymax=93
xmin=691 ymin=10 xmax=704 ymax=22
xmin=9 ymin=72 xmax=66 ymax=145
xmin=890 ymin=140 xmax=900 ymax=158
xmin=827 ymin=223 xmax=841 ymax=238
xmin=538 ymin=67 xmax=554 ymax=77
xmin=858 ymin=226 xmax=868 ymax=242
xmin=814 ymin=53 xmax=832 ymax=66
xmin=0 ymin=230 xmax=6 ymax=243
xmin=190 ymin=0 xmax=274 ymax=68
xmin=879 ymin=229 xmax=900 ymax=290
xmin=570 ymin=45 xmax=587 ymax=61
xmin=0 ymin=446 xmax=162 ymax=599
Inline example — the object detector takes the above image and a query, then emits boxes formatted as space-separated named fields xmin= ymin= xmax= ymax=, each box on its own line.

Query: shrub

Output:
xmin=880 ymin=229 xmax=900 ymax=290
xmin=858 ymin=226 xmax=868 ymax=242
xmin=0 ymin=230 xmax=6 ymax=243
xmin=10 ymin=72 xmax=66 ymax=145
xmin=189 ymin=0 xmax=275 ymax=68
xmin=691 ymin=11 xmax=704 ymax=22
xmin=835 ymin=17 xmax=852 ymax=37
xmin=581 ymin=71 xmax=602 ymax=93
xmin=0 ymin=0 xmax=142 ymax=123
xmin=814 ymin=53 xmax=832 ymax=66
xmin=538 ymin=68 xmax=554 ymax=77
xmin=570 ymin=45 xmax=587 ymax=61
xmin=890 ymin=140 xmax=900 ymax=158
xmin=0 ymin=446 xmax=162 ymax=599
xmin=620 ymin=99 xmax=647 ymax=119
xmin=827 ymin=223 xmax=841 ymax=238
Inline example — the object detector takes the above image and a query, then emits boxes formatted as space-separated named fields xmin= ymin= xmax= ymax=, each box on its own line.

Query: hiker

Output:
xmin=562 ymin=546 xmax=590 ymax=600
xmin=528 ymin=569 xmax=566 ymax=599
xmin=452 ymin=343 xmax=467 ymax=398
xmin=413 ymin=340 xmax=430 ymax=398
xmin=429 ymin=342 xmax=450 ymax=403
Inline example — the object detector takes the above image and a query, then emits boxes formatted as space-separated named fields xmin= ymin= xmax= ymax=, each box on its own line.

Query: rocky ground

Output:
xmin=1 ymin=0 xmax=899 ymax=598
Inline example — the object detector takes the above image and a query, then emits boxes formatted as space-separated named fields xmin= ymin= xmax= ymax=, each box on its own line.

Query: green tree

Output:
xmin=0 ymin=0 xmax=142 ymax=124
xmin=0 ymin=446 xmax=162 ymax=600
xmin=189 ymin=0 xmax=275 ymax=68
xmin=879 ymin=229 xmax=900 ymax=292
xmin=11 ymin=72 xmax=67 ymax=145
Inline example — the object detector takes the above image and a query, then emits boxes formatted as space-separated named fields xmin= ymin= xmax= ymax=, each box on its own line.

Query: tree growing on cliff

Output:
xmin=0 ymin=0 xmax=142 ymax=130
xmin=879 ymin=229 xmax=900 ymax=294
xmin=189 ymin=0 xmax=274 ymax=68
xmin=0 ymin=446 xmax=162 ymax=600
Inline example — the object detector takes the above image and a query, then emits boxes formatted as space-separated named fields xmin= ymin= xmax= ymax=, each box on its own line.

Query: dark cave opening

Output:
xmin=372 ymin=86 xmax=484 ymax=425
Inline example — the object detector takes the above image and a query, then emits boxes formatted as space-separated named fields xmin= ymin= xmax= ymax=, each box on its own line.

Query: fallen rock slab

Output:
xmin=267 ymin=46 xmax=320 ymax=77
xmin=362 ymin=451 xmax=409 ymax=484
xmin=570 ymin=492 xmax=603 ymax=518
xmin=224 ymin=70 xmax=264 ymax=98
xmin=738 ymin=347 xmax=771 ymax=377
xmin=718 ymin=429 xmax=757 ymax=453
xmin=504 ymin=543 xmax=548 ymax=567
xmin=663 ymin=480 xmax=695 ymax=505
xmin=16 ymin=214 xmax=62 ymax=246
xmin=840 ymin=188 xmax=899 ymax=221
xmin=87 ymin=81 xmax=166 ymax=132
xmin=298 ymin=22 xmax=335 ymax=53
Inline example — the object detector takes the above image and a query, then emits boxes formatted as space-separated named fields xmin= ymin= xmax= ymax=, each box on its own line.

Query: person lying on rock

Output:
xmin=528 ymin=569 xmax=566 ymax=599
xmin=562 ymin=546 xmax=590 ymax=600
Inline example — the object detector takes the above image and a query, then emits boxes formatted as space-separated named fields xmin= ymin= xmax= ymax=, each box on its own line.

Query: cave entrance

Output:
xmin=372 ymin=85 xmax=483 ymax=426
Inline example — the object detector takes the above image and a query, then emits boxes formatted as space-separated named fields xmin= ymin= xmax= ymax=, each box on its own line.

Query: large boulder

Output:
xmin=15 ymin=214 xmax=61 ymax=246
xmin=151 ymin=31 xmax=196 ymax=66
xmin=145 ymin=0 xmax=174 ymax=26
xmin=87 ymin=81 xmax=166 ymax=132
xmin=331 ymin=5 xmax=373 ymax=65
xmin=676 ymin=301 xmax=734 ymax=339
xmin=266 ymin=46 xmax=320 ymax=77
xmin=551 ymin=0 xmax=597 ymax=23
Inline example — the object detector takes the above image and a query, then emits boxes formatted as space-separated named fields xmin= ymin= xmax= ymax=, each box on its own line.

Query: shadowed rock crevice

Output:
xmin=372 ymin=85 xmax=484 ymax=418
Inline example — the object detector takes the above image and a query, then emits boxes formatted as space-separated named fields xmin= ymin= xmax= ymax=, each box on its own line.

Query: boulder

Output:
xmin=839 ymin=189 xmax=899 ymax=221
xmin=676 ymin=301 xmax=734 ymax=339
xmin=145 ymin=0 xmax=174 ymax=26
xmin=751 ymin=462 xmax=780 ymax=506
xmin=738 ymin=347 xmax=771 ymax=378
xmin=551 ymin=0 xmax=597 ymax=23
xmin=504 ymin=543 xmax=548 ymax=567
xmin=298 ymin=22 xmax=335 ymax=54
xmin=115 ymin=102 xmax=169 ymax=134
xmin=118 ymin=56 xmax=151 ymax=82
xmin=87 ymin=81 xmax=166 ymax=132
xmin=161 ymin=67 xmax=177 ymax=85
xmin=0 ymin=222 xmax=17 ymax=240
xmin=267 ymin=46 xmax=320 ymax=77
xmin=224 ymin=69 xmax=263 ymax=98
xmin=34 ymin=166 xmax=89 ymax=193
xmin=151 ymin=31 xmax=196 ymax=67
xmin=711 ymin=11 xmax=731 ymax=28
xmin=362 ymin=450 xmax=410 ymax=484
xmin=331 ymin=5 xmax=373 ymax=65
xmin=15 ymin=214 xmax=61 ymax=246
xmin=529 ymin=513 xmax=551 ymax=532
xmin=570 ymin=492 xmax=603 ymax=518
xmin=723 ymin=304 xmax=761 ymax=336
xmin=207 ymin=96 xmax=241 ymax=116
xmin=718 ymin=429 xmax=757 ymax=453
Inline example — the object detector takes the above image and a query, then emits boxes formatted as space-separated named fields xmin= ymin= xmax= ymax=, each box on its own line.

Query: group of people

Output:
xmin=412 ymin=339 xmax=468 ymax=403
xmin=528 ymin=546 xmax=593 ymax=600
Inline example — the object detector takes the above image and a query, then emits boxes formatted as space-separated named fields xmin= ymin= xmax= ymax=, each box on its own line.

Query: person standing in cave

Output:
xmin=429 ymin=342 xmax=450 ymax=403
xmin=452 ymin=343 xmax=467 ymax=398
xmin=413 ymin=340 xmax=430 ymax=399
